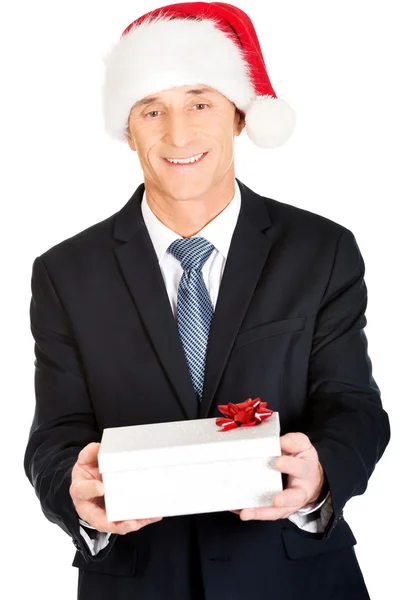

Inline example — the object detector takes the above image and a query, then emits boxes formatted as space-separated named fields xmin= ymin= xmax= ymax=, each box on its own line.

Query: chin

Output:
xmin=164 ymin=178 xmax=213 ymax=202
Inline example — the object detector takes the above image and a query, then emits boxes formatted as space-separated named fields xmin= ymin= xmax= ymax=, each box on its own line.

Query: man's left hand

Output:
xmin=231 ymin=432 xmax=325 ymax=521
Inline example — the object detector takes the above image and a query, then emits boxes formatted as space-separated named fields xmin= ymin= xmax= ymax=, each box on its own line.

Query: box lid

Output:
xmin=98 ymin=412 xmax=281 ymax=473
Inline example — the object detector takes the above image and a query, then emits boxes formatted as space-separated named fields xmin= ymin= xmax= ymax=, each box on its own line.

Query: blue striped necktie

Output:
xmin=167 ymin=237 xmax=215 ymax=402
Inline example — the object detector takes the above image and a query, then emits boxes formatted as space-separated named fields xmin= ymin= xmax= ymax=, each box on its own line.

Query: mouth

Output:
xmin=162 ymin=151 xmax=208 ymax=167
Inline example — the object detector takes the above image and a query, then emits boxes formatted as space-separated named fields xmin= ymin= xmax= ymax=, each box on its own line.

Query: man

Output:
xmin=24 ymin=3 xmax=390 ymax=600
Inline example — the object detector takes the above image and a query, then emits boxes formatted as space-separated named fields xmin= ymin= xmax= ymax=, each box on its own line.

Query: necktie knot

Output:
xmin=167 ymin=237 xmax=215 ymax=271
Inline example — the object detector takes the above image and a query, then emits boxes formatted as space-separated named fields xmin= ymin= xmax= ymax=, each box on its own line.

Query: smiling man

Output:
xmin=24 ymin=3 xmax=390 ymax=600
xmin=126 ymin=84 xmax=245 ymax=235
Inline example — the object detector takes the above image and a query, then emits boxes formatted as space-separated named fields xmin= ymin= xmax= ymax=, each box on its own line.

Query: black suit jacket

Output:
xmin=24 ymin=178 xmax=390 ymax=599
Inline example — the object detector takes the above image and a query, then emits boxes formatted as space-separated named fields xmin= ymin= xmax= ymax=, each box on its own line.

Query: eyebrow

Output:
xmin=135 ymin=88 xmax=214 ymax=107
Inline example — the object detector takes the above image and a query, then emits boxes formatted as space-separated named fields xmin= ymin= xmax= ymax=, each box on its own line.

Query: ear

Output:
xmin=126 ymin=109 xmax=137 ymax=151
xmin=126 ymin=129 xmax=137 ymax=151
xmin=234 ymin=108 xmax=246 ymax=137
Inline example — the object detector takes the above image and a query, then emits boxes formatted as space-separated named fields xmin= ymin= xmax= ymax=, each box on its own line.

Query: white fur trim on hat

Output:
xmin=102 ymin=15 xmax=255 ymax=142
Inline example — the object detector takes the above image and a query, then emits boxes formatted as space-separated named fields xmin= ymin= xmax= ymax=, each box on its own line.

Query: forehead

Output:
xmin=133 ymin=85 xmax=221 ymax=107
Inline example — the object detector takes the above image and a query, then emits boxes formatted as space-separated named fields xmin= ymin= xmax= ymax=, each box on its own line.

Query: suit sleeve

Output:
xmin=23 ymin=256 xmax=118 ymax=562
xmin=288 ymin=493 xmax=333 ymax=533
xmin=79 ymin=520 xmax=112 ymax=556
xmin=304 ymin=228 xmax=391 ymax=538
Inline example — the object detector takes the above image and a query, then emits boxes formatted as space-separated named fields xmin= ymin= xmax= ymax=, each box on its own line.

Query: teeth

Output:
xmin=166 ymin=153 xmax=204 ymax=164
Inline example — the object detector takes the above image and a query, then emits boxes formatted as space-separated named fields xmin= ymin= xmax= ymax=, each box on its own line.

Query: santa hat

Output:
xmin=102 ymin=2 xmax=296 ymax=148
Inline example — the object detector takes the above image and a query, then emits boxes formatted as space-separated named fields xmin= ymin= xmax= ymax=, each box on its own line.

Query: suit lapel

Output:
xmin=113 ymin=184 xmax=199 ymax=421
xmin=113 ymin=178 xmax=273 ymax=421
xmin=199 ymin=179 xmax=273 ymax=417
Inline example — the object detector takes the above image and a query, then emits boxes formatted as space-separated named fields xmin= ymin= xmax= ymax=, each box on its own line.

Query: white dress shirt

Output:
xmin=79 ymin=180 xmax=333 ymax=555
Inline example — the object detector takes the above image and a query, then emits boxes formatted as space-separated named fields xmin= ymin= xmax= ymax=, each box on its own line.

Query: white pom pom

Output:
xmin=245 ymin=95 xmax=296 ymax=148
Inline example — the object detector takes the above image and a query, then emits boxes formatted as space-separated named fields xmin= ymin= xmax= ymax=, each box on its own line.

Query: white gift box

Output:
xmin=98 ymin=412 xmax=283 ymax=522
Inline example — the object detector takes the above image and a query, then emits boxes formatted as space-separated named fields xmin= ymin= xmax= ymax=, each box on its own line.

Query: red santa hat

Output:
xmin=102 ymin=2 xmax=296 ymax=148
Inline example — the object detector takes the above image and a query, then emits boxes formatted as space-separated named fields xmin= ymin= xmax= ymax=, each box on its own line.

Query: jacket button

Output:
xmin=73 ymin=539 xmax=81 ymax=550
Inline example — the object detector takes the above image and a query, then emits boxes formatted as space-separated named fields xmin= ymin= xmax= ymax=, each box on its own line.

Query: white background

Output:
xmin=1 ymin=1 xmax=398 ymax=598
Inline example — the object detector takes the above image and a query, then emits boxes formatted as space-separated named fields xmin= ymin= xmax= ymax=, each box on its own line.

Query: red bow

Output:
xmin=216 ymin=397 xmax=273 ymax=431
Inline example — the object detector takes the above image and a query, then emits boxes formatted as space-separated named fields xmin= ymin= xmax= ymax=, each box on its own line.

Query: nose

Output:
xmin=164 ymin=110 xmax=193 ymax=148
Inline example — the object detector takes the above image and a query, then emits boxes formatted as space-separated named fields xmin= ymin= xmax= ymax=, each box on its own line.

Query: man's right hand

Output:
xmin=70 ymin=441 xmax=163 ymax=535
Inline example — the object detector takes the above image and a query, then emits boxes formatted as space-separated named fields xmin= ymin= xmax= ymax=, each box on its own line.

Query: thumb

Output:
xmin=78 ymin=442 xmax=101 ymax=467
xmin=280 ymin=432 xmax=312 ymax=455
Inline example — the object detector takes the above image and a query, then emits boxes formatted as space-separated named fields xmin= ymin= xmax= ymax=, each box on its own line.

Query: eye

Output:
xmin=193 ymin=103 xmax=208 ymax=110
xmin=145 ymin=110 xmax=161 ymax=119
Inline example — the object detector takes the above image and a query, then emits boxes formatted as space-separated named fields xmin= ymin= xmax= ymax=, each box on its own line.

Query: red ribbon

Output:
xmin=216 ymin=397 xmax=273 ymax=431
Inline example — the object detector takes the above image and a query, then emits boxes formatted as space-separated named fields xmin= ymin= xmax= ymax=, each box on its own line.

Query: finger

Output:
xmin=71 ymin=479 xmax=105 ymax=502
xmin=274 ymin=455 xmax=311 ymax=479
xmin=77 ymin=442 xmax=101 ymax=467
xmin=280 ymin=432 xmax=312 ymax=455
xmin=239 ymin=506 xmax=294 ymax=521
xmin=136 ymin=517 xmax=164 ymax=528
xmin=87 ymin=511 xmax=163 ymax=535
xmin=272 ymin=486 xmax=308 ymax=508
xmin=79 ymin=501 xmax=130 ymax=533
xmin=111 ymin=517 xmax=163 ymax=526
xmin=108 ymin=517 xmax=163 ymax=535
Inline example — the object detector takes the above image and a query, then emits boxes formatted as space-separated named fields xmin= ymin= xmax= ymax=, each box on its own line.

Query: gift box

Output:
xmin=98 ymin=411 xmax=282 ymax=522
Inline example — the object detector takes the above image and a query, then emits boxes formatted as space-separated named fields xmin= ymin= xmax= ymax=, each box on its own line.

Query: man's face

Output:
xmin=126 ymin=85 xmax=245 ymax=201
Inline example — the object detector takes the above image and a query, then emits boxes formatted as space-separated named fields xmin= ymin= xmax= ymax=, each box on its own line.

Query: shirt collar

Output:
xmin=141 ymin=180 xmax=241 ymax=263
